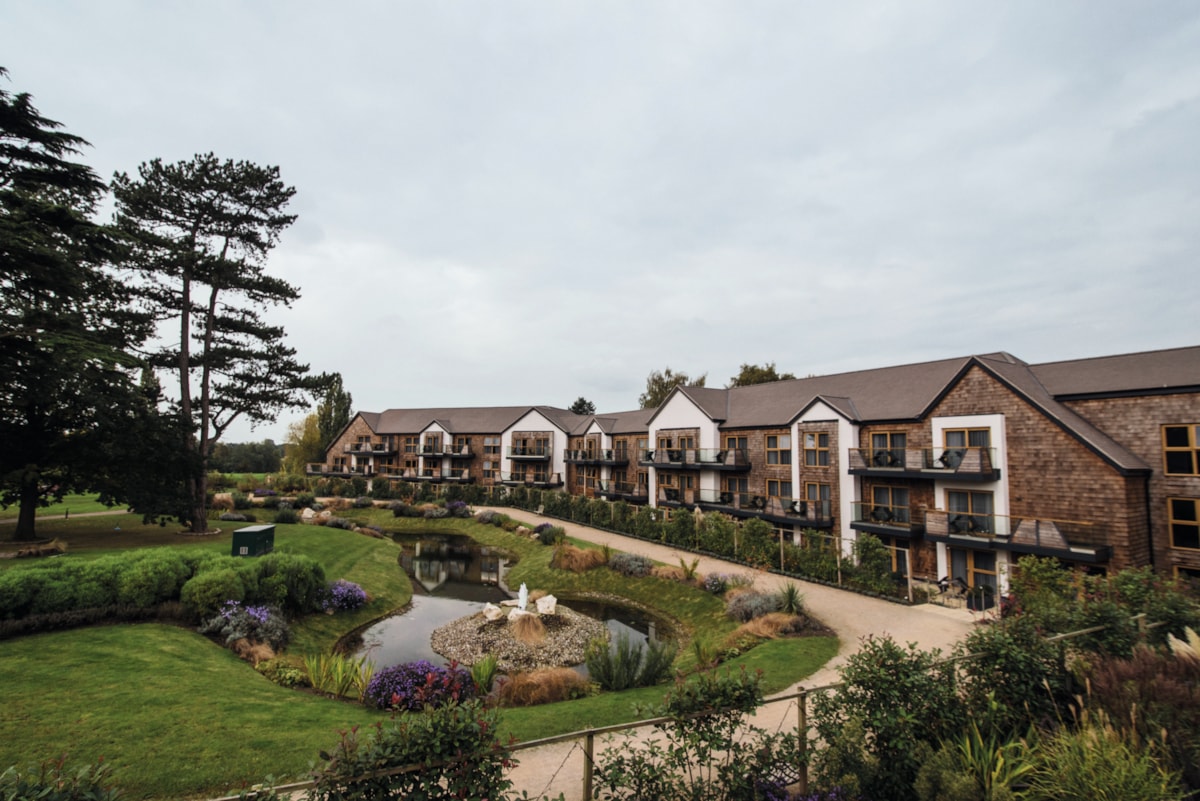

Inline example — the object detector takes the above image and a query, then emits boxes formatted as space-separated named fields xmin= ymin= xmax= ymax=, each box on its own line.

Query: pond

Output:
xmin=345 ymin=533 xmax=671 ymax=673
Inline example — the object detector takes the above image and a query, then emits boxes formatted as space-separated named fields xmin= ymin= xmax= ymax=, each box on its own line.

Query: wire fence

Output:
xmin=211 ymin=614 xmax=1167 ymax=801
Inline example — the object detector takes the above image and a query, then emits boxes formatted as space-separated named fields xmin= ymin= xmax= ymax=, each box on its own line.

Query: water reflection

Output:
xmin=350 ymin=532 xmax=671 ymax=671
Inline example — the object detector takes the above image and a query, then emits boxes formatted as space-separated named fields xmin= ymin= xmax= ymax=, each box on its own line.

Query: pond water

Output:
xmin=346 ymin=533 xmax=669 ymax=672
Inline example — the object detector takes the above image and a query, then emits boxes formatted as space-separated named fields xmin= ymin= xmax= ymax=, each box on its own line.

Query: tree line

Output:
xmin=0 ymin=66 xmax=332 ymax=540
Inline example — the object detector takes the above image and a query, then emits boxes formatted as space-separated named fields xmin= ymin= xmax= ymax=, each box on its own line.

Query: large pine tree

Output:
xmin=0 ymin=68 xmax=151 ymax=541
xmin=112 ymin=154 xmax=319 ymax=532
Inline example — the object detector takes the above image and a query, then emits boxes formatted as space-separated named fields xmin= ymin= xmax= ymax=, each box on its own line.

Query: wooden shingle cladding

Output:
xmin=320 ymin=346 xmax=1199 ymax=580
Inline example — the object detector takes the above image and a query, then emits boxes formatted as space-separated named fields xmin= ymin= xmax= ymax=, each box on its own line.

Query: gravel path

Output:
xmin=478 ymin=508 xmax=978 ymax=800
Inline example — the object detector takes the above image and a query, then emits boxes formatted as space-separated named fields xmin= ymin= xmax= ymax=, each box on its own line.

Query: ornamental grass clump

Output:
xmin=364 ymin=659 xmax=476 ymax=711
xmin=321 ymin=579 xmax=368 ymax=612
xmin=498 ymin=667 xmax=592 ymax=707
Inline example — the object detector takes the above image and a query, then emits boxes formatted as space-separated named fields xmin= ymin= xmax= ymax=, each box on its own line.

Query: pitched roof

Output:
xmin=1031 ymin=345 xmax=1200 ymax=398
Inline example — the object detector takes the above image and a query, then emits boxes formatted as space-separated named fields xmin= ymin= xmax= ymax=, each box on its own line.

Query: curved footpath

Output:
xmin=481 ymin=508 xmax=977 ymax=800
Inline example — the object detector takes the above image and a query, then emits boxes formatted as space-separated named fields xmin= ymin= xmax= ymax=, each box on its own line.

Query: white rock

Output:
xmin=300 ymin=508 xmax=315 ymax=520
xmin=516 ymin=526 xmax=531 ymax=537
xmin=508 ymin=607 xmax=536 ymax=623
xmin=318 ymin=510 xmax=332 ymax=520
xmin=536 ymin=595 xmax=558 ymax=616
xmin=482 ymin=603 xmax=505 ymax=622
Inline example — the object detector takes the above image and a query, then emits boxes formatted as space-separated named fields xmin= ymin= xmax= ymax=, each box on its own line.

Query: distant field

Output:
xmin=0 ymin=493 xmax=125 ymax=521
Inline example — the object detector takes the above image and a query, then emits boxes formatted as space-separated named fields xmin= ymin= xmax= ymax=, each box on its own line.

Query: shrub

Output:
xmin=446 ymin=500 xmax=471 ymax=518
xmin=308 ymin=701 xmax=512 ymax=801
xmin=703 ymin=573 xmax=730 ymax=594
xmin=498 ymin=667 xmax=592 ymax=707
xmin=609 ymin=553 xmax=653 ymax=578
xmin=535 ymin=522 xmax=565 ymax=546
xmin=725 ymin=591 xmax=781 ymax=622
xmin=423 ymin=506 xmax=450 ymax=519
xmin=811 ymin=635 xmax=965 ymax=801
xmin=585 ymin=633 xmax=677 ymax=692
xmin=272 ymin=507 xmax=299 ymax=524
xmin=0 ymin=757 xmax=120 ymax=801
xmin=363 ymin=660 xmax=476 ymax=711
xmin=256 ymin=658 xmax=309 ymax=688
xmin=180 ymin=568 xmax=247 ymax=620
xmin=230 ymin=491 xmax=253 ymax=510
xmin=117 ymin=551 xmax=192 ymax=608
xmin=259 ymin=494 xmax=281 ymax=509
xmin=352 ymin=496 xmax=374 ymax=509
xmin=325 ymin=516 xmax=354 ymax=530
xmin=321 ymin=579 xmax=368 ymax=612
xmin=199 ymin=601 xmax=289 ymax=651
xmin=293 ymin=492 xmax=316 ymax=508
xmin=219 ymin=512 xmax=249 ymax=522
xmin=777 ymin=583 xmax=805 ymax=615
xmin=251 ymin=552 xmax=326 ymax=614
xmin=476 ymin=509 xmax=499 ymax=525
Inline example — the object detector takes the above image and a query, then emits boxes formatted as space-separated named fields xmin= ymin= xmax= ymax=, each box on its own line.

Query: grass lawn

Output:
xmin=0 ymin=507 xmax=839 ymax=799
xmin=0 ymin=493 xmax=126 ymax=521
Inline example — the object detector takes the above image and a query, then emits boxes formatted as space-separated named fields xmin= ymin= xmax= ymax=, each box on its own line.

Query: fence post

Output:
xmin=583 ymin=730 xmax=595 ymax=800
xmin=797 ymin=690 xmax=809 ymax=796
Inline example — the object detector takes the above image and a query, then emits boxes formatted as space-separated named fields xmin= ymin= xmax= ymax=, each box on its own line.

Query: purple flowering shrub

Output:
xmin=321 ymin=579 xmax=368 ymax=612
xmin=446 ymin=500 xmax=471 ymax=518
xmin=198 ymin=600 xmax=289 ymax=650
xmin=364 ymin=660 xmax=477 ymax=711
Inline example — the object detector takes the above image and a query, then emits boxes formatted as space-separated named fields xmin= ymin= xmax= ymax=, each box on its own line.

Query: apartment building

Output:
xmin=313 ymin=346 xmax=1200 ymax=589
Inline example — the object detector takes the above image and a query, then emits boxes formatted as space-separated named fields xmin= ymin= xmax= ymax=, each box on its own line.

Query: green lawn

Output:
xmin=0 ymin=493 xmax=126 ymax=520
xmin=0 ymin=508 xmax=839 ymax=799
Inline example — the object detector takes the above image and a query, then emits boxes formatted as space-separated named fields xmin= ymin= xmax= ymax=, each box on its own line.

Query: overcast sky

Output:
xmin=5 ymin=1 xmax=1199 ymax=443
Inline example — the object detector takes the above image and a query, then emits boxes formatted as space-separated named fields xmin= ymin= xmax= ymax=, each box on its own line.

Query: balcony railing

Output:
xmin=380 ymin=467 xmax=473 ymax=483
xmin=847 ymin=447 xmax=999 ymax=480
xmin=499 ymin=471 xmax=562 ymax=487
xmin=924 ymin=510 xmax=1109 ymax=562
xmin=638 ymin=448 xmax=750 ymax=471
xmin=344 ymin=442 xmax=397 ymax=454
xmin=692 ymin=489 xmax=833 ymax=525
xmin=508 ymin=445 xmax=551 ymax=460
xmin=563 ymin=449 xmax=630 ymax=465
xmin=595 ymin=480 xmax=649 ymax=501
xmin=306 ymin=463 xmax=373 ymax=476
xmin=851 ymin=502 xmax=915 ymax=530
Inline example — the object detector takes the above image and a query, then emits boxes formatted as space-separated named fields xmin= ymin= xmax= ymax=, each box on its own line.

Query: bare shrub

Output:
xmin=498 ymin=667 xmax=591 ymax=707
xmin=510 ymin=614 xmax=546 ymax=645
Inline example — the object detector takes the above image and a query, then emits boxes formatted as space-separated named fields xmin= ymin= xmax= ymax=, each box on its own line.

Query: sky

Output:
xmin=4 ymin=1 xmax=1199 ymax=444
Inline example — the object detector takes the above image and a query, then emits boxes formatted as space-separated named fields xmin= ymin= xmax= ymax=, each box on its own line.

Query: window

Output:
xmin=871 ymin=486 xmax=910 ymax=523
xmin=658 ymin=473 xmax=675 ymax=487
xmin=879 ymin=535 xmax=909 ymax=576
xmin=637 ymin=470 xmax=648 ymax=488
xmin=725 ymin=435 xmax=748 ymax=452
xmin=454 ymin=436 xmax=470 ymax=452
xmin=482 ymin=460 xmax=496 ymax=479
xmin=726 ymin=477 xmax=748 ymax=493
xmin=949 ymin=548 xmax=997 ymax=591
xmin=870 ymin=432 xmax=907 ymax=467
xmin=404 ymin=436 xmax=419 ymax=454
xmin=483 ymin=436 xmax=500 ymax=455
xmin=767 ymin=434 xmax=792 ymax=465
xmin=1164 ymin=425 xmax=1200 ymax=475
xmin=944 ymin=428 xmax=991 ymax=449
xmin=1176 ymin=565 xmax=1200 ymax=583
xmin=947 ymin=490 xmax=994 ymax=534
xmin=423 ymin=434 xmax=441 ymax=454
xmin=1169 ymin=498 xmax=1200 ymax=550
xmin=806 ymin=482 xmax=831 ymax=516
xmin=767 ymin=479 xmax=793 ymax=498
xmin=803 ymin=433 xmax=828 ymax=466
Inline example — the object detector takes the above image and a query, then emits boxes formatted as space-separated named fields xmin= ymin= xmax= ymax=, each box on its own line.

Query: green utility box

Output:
xmin=231 ymin=524 xmax=275 ymax=557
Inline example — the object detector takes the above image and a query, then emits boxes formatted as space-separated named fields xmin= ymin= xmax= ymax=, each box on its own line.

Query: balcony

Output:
xmin=692 ymin=489 xmax=834 ymax=528
xmin=508 ymin=445 xmax=551 ymax=461
xmin=306 ymin=463 xmax=373 ymax=477
xmin=382 ymin=467 xmax=473 ymax=483
xmin=563 ymin=448 xmax=630 ymax=466
xmin=637 ymin=448 xmax=750 ymax=471
xmin=344 ymin=442 xmax=397 ymax=455
xmin=595 ymin=480 xmax=649 ymax=503
xmin=499 ymin=471 xmax=562 ymax=487
xmin=848 ymin=448 xmax=1000 ymax=482
xmin=850 ymin=502 xmax=919 ymax=538
xmin=924 ymin=510 xmax=1110 ymax=562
